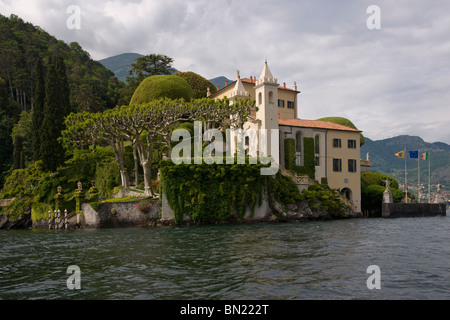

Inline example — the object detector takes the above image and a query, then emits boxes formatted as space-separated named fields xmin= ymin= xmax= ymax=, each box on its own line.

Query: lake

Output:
xmin=1 ymin=212 xmax=450 ymax=300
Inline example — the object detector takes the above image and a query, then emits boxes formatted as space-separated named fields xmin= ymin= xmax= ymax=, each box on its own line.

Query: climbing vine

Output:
xmin=284 ymin=137 xmax=315 ymax=179
xmin=159 ymin=159 xmax=268 ymax=224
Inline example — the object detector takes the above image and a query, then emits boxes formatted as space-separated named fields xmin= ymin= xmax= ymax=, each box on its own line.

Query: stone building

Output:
xmin=209 ymin=61 xmax=363 ymax=212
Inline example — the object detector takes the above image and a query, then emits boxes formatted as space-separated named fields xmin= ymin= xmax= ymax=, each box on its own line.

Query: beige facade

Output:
xmin=209 ymin=62 xmax=363 ymax=213
xmin=210 ymin=74 xmax=298 ymax=120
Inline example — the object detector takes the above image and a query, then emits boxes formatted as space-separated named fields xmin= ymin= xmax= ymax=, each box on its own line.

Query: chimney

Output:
xmin=250 ymin=76 xmax=253 ymax=82
xmin=217 ymin=85 xmax=220 ymax=91
xmin=225 ymin=80 xmax=228 ymax=86
xmin=283 ymin=82 xmax=286 ymax=88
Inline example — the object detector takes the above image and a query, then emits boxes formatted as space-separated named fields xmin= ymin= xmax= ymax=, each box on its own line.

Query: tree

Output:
xmin=174 ymin=72 xmax=217 ymax=99
xmin=129 ymin=75 xmax=193 ymax=105
xmin=119 ymin=54 xmax=174 ymax=105
xmin=128 ymin=54 xmax=174 ymax=82
xmin=62 ymin=110 xmax=130 ymax=188
xmin=40 ymin=56 xmax=70 ymax=171
xmin=317 ymin=116 xmax=365 ymax=146
xmin=11 ymin=111 xmax=32 ymax=169
xmin=32 ymin=59 xmax=45 ymax=161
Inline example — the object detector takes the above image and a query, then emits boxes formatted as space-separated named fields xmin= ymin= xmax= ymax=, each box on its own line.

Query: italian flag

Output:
xmin=420 ymin=152 xmax=429 ymax=160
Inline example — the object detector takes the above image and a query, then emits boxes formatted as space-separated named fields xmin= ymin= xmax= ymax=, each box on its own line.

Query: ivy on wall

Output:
xmin=160 ymin=159 xmax=269 ymax=224
xmin=284 ymin=137 xmax=315 ymax=179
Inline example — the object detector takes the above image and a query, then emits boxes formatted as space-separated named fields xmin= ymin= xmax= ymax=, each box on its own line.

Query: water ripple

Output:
xmin=2 ymin=215 xmax=450 ymax=299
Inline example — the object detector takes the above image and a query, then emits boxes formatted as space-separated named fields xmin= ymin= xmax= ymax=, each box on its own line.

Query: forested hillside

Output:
xmin=0 ymin=14 xmax=122 ymax=185
xmin=0 ymin=14 xmax=122 ymax=113
xmin=361 ymin=135 xmax=450 ymax=189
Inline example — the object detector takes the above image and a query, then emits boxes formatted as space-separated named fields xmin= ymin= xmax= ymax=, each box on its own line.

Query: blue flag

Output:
xmin=409 ymin=151 xmax=419 ymax=158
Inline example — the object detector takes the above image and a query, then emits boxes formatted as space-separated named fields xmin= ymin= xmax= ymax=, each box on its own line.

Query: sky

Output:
xmin=1 ymin=0 xmax=450 ymax=144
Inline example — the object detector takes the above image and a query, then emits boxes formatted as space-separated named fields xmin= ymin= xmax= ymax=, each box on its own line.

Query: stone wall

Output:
xmin=82 ymin=200 xmax=160 ymax=228
xmin=0 ymin=199 xmax=14 ymax=207
xmin=382 ymin=203 xmax=446 ymax=218
xmin=160 ymin=189 xmax=272 ymax=223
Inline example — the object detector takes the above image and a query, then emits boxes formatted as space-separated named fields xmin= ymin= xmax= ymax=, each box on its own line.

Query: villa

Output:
xmin=209 ymin=61 xmax=363 ymax=212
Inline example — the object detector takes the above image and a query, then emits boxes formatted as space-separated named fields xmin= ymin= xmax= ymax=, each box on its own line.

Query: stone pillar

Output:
xmin=48 ymin=210 xmax=52 ymax=229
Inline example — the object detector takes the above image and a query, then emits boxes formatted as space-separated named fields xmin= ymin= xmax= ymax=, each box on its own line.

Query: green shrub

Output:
xmin=316 ymin=116 xmax=365 ymax=146
xmin=269 ymin=172 xmax=303 ymax=205
xmin=174 ymin=71 xmax=217 ymax=99
xmin=130 ymin=75 xmax=194 ymax=104
xmin=302 ymin=184 xmax=347 ymax=218
xmin=284 ymin=139 xmax=296 ymax=170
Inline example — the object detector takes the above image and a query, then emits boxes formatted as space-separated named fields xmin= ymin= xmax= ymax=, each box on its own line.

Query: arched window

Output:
xmin=315 ymin=134 xmax=320 ymax=166
xmin=295 ymin=132 xmax=302 ymax=166
xmin=268 ymin=91 xmax=274 ymax=103
xmin=258 ymin=92 xmax=262 ymax=105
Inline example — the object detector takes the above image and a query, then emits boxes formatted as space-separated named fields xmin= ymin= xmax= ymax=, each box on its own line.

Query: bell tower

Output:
xmin=254 ymin=61 xmax=279 ymax=156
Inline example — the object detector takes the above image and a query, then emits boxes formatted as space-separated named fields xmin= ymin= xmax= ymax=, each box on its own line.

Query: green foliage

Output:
xmin=285 ymin=137 xmax=316 ymax=179
xmin=0 ymin=15 xmax=120 ymax=113
xmin=361 ymin=171 xmax=399 ymax=190
xmin=0 ymin=147 xmax=119 ymax=219
xmin=361 ymin=171 xmax=404 ymax=215
xmin=269 ymin=172 xmax=303 ymax=205
xmin=284 ymin=139 xmax=296 ymax=170
xmin=40 ymin=56 xmax=70 ymax=171
xmin=174 ymin=71 xmax=217 ymax=99
xmin=94 ymin=161 xmax=120 ymax=199
xmin=317 ymin=116 xmax=365 ymax=146
xmin=31 ymin=202 xmax=52 ymax=222
xmin=302 ymin=184 xmax=347 ymax=218
xmin=130 ymin=75 xmax=194 ymax=104
xmin=160 ymin=160 xmax=268 ymax=224
xmin=11 ymin=111 xmax=32 ymax=169
xmin=32 ymin=58 xmax=45 ymax=161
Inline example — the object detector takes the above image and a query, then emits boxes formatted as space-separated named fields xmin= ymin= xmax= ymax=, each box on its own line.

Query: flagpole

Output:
xmin=405 ymin=148 xmax=408 ymax=203
xmin=428 ymin=153 xmax=431 ymax=203
xmin=418 ymin=150 xmax=420 ymax=203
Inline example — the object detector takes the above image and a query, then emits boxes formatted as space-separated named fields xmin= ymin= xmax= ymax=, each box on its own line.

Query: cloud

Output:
xmin=1 ymin=0 xmax=449 ymax=143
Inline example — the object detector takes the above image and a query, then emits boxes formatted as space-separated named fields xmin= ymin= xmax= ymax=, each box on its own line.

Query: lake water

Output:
xmin=1 ymin=212 xmax=450 ymax=300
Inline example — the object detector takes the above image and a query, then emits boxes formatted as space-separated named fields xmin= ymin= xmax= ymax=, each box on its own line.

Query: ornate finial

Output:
xmin=236 ymin=70 xmax=240 ymax=79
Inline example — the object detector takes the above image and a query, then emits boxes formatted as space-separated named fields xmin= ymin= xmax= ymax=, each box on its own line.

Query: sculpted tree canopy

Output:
xmin=129 ymin=75 xmax=193 ymax=105
xmin=317 ymin=116 xmax=365 ymax=146
xmin=174 ymin=71 xmax=217 ymax=99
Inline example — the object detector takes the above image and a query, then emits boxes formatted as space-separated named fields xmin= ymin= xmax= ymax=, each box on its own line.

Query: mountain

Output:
xmin=98 ymin=53 xmax=179 ymax=83
xmin=209 ymin=76 xmax=231 ymax=90
xmin=98 ymin=53 xmax=144 ymax=82
xmin=361 ymin=135 xmax=450 ymax=192
xmin=98 ymin=53 xmax=231 ymax=88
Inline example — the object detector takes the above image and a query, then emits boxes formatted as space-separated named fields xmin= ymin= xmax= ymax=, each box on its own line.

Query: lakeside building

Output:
xmin=209 ymin=61 xmax=363 ymax=212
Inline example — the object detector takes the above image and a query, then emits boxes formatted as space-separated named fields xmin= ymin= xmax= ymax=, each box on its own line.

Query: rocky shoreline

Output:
xmin=0 ymin=197 xmax=362 ymax=230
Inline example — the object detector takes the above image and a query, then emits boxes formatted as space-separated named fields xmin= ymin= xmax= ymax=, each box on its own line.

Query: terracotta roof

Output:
xmin=278 ymin=118 xmax=362 ymax=132
xmin=241 ymin=78 xmax=299 ymax=92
